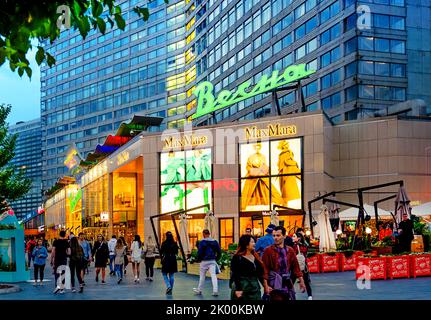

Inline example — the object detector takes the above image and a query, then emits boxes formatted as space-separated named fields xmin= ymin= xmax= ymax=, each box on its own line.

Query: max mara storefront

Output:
xmin=79 ymin=110 xmax=431 ymax=250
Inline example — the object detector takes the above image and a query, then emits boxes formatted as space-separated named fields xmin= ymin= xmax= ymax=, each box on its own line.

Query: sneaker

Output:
xmin=136 ymin=278 xmax=140 ymax=283
xmin=82 ymin=281 xmax=86 ymax=286
xmin=149 ymin=277 xmax=153 ymax=281
xmin=145 ymin=277 xmax=149 ymax=281
xmin=59 ymin=289 xmax=65 ymax=294
xmin=72 ymin=288 xmax=77 ymax=293
xmin=166 ymin=287 xmax=172 ymax=295
xmin=101 ymin=280 xmax=106 ymax=284
xmin=308 ymin=296 xmax=313 ymax=300
xmin=79 ymin=286 xmax=84 ymax=293
xmin=33 ymin=281 xmax=38 ymax=286
xmin=117 ymin=278 xmax=122 ymax=284
xmin=53 ymin=287 xmax=61 ymax=294
xmin=95 ymin=275 xmax=99 ymax=282
xmin=193 ymin=288 xmax=202 ymax=295
xmin=212 ymin=291 xmax=219 ymax=297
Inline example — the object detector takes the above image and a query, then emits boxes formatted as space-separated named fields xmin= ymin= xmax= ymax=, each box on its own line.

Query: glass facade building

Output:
xmin=9 ymin=119 xmax=43 ymax=221
xmin=40 ymin=0 xmax=431 ymax=189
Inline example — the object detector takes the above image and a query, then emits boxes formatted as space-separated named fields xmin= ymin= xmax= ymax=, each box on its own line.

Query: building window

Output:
xmin=219 ymin=218 xmax=234 ymax=250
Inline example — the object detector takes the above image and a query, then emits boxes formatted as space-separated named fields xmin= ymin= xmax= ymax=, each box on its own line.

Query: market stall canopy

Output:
xmin=339 ymin=204 xmax=391 ymax=221
xmin=411 ymin=202 xmax=431 ymax=216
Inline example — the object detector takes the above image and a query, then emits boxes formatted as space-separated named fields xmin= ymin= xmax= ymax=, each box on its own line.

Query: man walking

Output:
xmin=108 ymin=235 xmax=117 ymax=275
xmin=262 ymin=226 xmax=306 ymax=300
xmin=255 ymin=224 xmax=276 ymax=257
xmin=78 ymin=232 xmax=92 ymax=284
xmin=26 ymin=237 xmax=36 ymax=268
xmin=193 ymin=229 xmax=221 ymax=296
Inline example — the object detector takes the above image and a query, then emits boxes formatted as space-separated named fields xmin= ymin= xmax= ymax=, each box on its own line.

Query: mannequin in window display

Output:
xmin=241 ymin=143 xmax=283 ymax=211
xmin=277 ymin=140 xmax=301 ymax=205
xmin=161 ymin=151 xmax=186 ymax=208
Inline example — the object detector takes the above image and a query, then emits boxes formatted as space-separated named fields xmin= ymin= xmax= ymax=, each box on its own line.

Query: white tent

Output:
xmin=338 ymin=204 xmax=392 ymax=221
xmin=411 ymin=202 xmax=431 ymax=217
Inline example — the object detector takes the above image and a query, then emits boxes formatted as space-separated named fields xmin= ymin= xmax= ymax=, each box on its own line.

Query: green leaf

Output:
xmin=24 ymin=67 xmax=32 ymax=79
xmin=18 ymin=67 xmax=24 ymax=77
xmin=115 ymin=5 xmax=121 ymax=15
xmin=94 ymin=1 xmax=103 ymax=17
xmin=46 ymin=52 xmax=56 ymax=67
xmin=35 ymin=46 xmax=44 ymax=65
xmin=97 ymin=17 xmax=106 ymax=34
xmin=114 ymin=14 xmax=126 ymax=30
xmin=107 ymin=17 xmax=114 ymax=29
xmin=72 ymin=0 xmax=82 ymax=16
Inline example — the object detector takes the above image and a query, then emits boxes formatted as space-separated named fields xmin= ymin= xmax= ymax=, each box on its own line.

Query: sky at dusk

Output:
xmin=0 ymin=45 xmax=41 ymax=126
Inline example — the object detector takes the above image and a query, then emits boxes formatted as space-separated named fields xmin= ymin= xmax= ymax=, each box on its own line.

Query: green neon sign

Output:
xmin=68 ymin=189 xmax=82 ymax=212
xmin=192 ymin=64 xmax=315 ymax=119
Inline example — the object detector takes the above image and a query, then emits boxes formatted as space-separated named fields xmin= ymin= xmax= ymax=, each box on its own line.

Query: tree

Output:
xmin=0 ymin=0 xmax=166 ymax=78
xmin=0 ymin=104 xmax=32 ymax=214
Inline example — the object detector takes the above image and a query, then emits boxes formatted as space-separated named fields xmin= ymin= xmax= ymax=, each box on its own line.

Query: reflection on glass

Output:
xmin=160 ymin=151 xmax=185 ymax=184
xmin=0 ymin=238 xmax=16 ymax=272
xmin=186 ymin=149 xmax=212 ymax=181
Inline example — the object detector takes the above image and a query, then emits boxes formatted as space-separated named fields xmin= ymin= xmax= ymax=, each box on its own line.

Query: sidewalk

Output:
xmin=3 ymin=262 xmax=431 ymax=300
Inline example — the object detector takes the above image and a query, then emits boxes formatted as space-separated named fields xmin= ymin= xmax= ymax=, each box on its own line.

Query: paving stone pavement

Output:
xmin=2 ymin=262 xmax=431 ymax=300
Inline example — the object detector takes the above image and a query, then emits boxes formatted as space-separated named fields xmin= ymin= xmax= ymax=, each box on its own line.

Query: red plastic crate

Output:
xmin=356 ymin=257 xmax=387 ymax=280
xmin=320 ymin=253 xmax=340 ymax=273
xmin=410 ymin=254 xmax=431 ymax=278
xmin=339 ymin=253 xmax=357 ymax=271
xmin=307 ymin=255 xmax=320 ymax=273
xmin=387 ymin=255 xmax=410 ymax=279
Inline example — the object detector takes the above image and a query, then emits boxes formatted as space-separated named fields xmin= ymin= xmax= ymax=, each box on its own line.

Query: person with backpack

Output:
xmin=291 ymin=232 xmax=313 ymax=300
xmin=32 ymin=238 xmax=48 ymax=286
xmin=69 ymin=236 xmax=84 ymax=293
xmin=193 ymin=229 xmax=222 ymax=296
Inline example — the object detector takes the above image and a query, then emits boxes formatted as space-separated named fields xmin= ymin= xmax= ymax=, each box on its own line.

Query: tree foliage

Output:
xmin=0 ymin=0 xmax=168 ymax=78
xmin=0 ymin=104 xmax=32 ymax=213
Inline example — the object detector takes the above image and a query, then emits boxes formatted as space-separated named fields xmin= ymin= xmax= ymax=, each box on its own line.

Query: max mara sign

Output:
xmin=192 ymin=64 xmax=315 ymax=119
xmin=245 ymin=124 xmax=297 ymax=140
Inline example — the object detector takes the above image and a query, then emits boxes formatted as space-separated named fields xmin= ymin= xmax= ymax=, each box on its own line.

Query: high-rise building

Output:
xmin=9 ymin=119 xmax=43 ymax=221
xmin=40 ymin=0 xmax=431 ymax=189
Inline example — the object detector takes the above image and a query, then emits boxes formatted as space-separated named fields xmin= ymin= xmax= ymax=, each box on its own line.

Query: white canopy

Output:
xmin=339 ymin=204 xmax=392 ymax=221
xmin=411 ymin=202 xmax=431 ymax=217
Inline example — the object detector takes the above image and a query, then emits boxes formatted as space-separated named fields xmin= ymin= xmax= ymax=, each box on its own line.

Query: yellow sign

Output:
xmin=117 ymin=151 xmax=130 ymax=166
xmin=245 ymin=124 xmax=297 ymax=140
xmin=163 ymin=135 xmax=208 ymax=149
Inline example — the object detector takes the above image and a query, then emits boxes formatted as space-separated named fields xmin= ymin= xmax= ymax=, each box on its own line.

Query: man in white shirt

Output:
xmin=107 ymin=235 xmax=117 ymax=275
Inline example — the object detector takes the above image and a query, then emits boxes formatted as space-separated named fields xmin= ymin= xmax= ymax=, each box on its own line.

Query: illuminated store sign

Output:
xmin=245 ymin=124 xmax=297 ymax=140
xmin=192 ymin=64 xmax=315 ymax=119
xmin=117 ymin=151 xmax=130 ymax=166
xmin=67 ymin=189 xmax=82 ymax=212
xmin=100 ymin=212 xmax=109 ymax=222
xmin=64 ymin=144 xmax=82 ymax=170
xmin=163 ymin=135 xmax=208 ymax=149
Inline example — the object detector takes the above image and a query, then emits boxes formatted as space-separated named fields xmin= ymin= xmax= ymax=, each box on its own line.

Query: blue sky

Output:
xmin=0 ymin=45 xmax=41 ymax=126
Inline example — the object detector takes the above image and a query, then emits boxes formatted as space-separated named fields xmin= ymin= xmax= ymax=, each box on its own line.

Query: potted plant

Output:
xmin=371 ymin=236 xmax=394 ymax=255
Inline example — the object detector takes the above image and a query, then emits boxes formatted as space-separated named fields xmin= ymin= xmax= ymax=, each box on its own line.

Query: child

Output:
xmin=32 ymin=238 xmax=48 ymax=286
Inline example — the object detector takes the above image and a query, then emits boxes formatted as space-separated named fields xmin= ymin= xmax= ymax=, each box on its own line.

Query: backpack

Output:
xmin=296 ymin=245 xmax=306 ymax=272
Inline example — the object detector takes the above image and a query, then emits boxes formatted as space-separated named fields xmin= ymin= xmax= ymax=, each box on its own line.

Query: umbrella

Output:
xmin=318 ymin=205 xmax=337 ymax=252
xmin=204 ymin=210 xmax=217 ymax=240
xmin=179 ymin=213 xmax=191 ymax=254
xmin=395 ymin=186 xmax=411 ymax=228
xmin=270 ymin=209 xmax=280 ymax=226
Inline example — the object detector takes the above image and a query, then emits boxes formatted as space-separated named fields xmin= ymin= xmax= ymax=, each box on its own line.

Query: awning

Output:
xmin=411 ymin=202 xmax=431 ymax=216
xmin=339 ymin=204 xmax=392 ymax=221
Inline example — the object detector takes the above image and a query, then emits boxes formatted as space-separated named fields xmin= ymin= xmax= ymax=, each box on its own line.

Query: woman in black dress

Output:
xmin=230 ymin=234 xmax=264 ymax=300
xmin=160 ymin=231 xmax=179 ymax=295
xmin=92 ymin=234 xmax=109 ymax=284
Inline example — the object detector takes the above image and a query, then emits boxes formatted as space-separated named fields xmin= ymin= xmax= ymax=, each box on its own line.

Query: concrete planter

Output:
xmin=187 ymin=262 xmax=230 ymax=280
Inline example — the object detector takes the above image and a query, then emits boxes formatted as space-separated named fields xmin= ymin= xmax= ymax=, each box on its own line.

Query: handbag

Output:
xmin=296 ymin=245 xmax=306 ymax=272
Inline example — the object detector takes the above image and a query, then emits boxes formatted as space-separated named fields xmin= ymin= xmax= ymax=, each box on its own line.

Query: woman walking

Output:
xmin=292 ymin=232 xmax=313 ymax=300
xmin=160 ymin=231 xmax=179 ymax=295
xmin=32 ymin=238 xmax=48 ymax=286
xmin=92 ymin=234 xmax=109 ymax=284
xmin=130 ymin=235 xmax=142 ymax=283
xmin=143 ymin=235 xmax=157 ymax=281
xmin=70 ymin=237 xmax=84 ymax=293
xmin=114 ymin=238 xmax=127 ymax=284
xmin=120 ymin=236 xmax=129 ymax=275
xmin=230 ymin=234 xmax=264 ymax=300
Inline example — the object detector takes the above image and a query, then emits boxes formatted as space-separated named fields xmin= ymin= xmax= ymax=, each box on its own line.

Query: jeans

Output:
xmin=198 ymin=260 xmax=218 ymax=293
xmin=34 ymin=264 xmax=45 ymax=282
xmin=162 ymin=272 xmax=175 ymax=289
xmin=115 ymin=263 xmax=124 ymax=279
xmin=109 ymin=255 xmax=115 ymax=272
xmin=303 ymin=271 xmax=312 ymax=297
xmin=145 ymin=257 xmax=155 ymax=277
xmin=27 ymin=253 xmax=33 ymax=268
xmin=69 ymin=260 xmax=83 ymax=288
